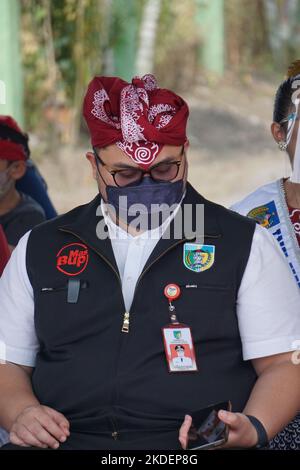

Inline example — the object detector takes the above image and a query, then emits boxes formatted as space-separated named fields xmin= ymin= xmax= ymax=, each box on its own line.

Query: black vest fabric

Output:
xmin=26 ymin=182 xmax=257 ymax=438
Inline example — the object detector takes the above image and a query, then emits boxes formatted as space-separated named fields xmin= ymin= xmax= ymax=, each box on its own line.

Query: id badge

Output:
xmin=162 ymin=323 xmax=198 ymax=373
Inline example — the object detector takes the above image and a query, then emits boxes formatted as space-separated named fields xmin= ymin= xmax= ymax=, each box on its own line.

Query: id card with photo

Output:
xmin=162 ymin=324 xmax=198 ymax=373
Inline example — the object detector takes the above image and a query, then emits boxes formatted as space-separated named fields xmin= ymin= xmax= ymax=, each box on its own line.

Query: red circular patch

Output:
xmin=164 ymin=283 xmax=181 ymax=301
xmin=56 ymin=242 xmax=89 ymax=276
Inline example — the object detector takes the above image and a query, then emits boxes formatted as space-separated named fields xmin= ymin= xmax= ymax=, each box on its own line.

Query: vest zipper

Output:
xmin=110 ymin=416 xmax=119 ymax=440
xmin=58 ymin=227 xmax=220 ymax=334
xmin=122 ymin=239 xmax=192 ymax=332
xmin=121 ymin=312 xmax=130 ymax=333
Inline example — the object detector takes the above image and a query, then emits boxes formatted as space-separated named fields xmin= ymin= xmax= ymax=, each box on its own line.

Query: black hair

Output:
xmin=275 ymin=60 xmax=300 ymax=124
xmin=0 ymin=122 xmax=30 ymax=159
xmin=93 ymin=145 xmax=99 ymax=158
xmin=273 ymin=77 xmax=294 ymax=124
xmin=175 ymin=345 xmax=185 ymax=351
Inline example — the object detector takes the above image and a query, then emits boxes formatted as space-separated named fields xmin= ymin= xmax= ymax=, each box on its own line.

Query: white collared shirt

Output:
xmin=100 ymin=198 xmax=182 ymax=311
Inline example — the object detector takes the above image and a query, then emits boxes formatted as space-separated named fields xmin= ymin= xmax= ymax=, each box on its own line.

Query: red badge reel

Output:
xmin=162 ymin=283 xmax=198 ymax=372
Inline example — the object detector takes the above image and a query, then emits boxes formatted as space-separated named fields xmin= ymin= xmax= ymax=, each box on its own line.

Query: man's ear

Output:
xmin=86 ymin=151 xmax=98 ymax=180
xmin=9 ymin=160 xmax=26 ymax=181
xmin=271 ymin=122 xmax=286 ymax=143
xmin=184 ymin=140 xmax=190 ymax=152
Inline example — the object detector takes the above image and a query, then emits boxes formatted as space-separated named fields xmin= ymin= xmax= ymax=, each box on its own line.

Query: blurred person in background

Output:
xmin=16 ymin=160 xmax=57 ymax=220
xmin=0 ymin=116 xmax=46 ymax=251
xmin=231 ymin=60 xmax=300 ymax=450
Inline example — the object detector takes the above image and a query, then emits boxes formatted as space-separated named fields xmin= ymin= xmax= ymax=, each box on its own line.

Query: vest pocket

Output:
xmin=41 ymin=280 xmax=89 ymax=293
xmin=179 ymin=283 xmax=231 ymax=291
xmin=173 ymin=281 xmax=235 ymax=338
xmin=41 ymin=280 xmax=89 ymax=304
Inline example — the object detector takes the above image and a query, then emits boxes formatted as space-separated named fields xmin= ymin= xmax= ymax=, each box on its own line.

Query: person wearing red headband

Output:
xmin=0 ymin=116 xmax=46 ymax=251
xmin=0 ymin=75 xmax=300 ymax=451
xmin=83 ymin=74 xmax=189 ymax=232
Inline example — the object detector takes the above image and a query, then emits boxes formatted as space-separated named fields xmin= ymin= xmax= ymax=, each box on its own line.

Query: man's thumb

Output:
xmin=218 ymin=410 xmax=238 ymax=427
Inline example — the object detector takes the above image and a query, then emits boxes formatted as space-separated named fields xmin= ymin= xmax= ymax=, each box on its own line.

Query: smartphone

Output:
xmin=186 ymin=400 xmax=231 ymax=450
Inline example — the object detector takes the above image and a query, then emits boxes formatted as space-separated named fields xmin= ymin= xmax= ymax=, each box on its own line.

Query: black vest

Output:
xmin=26 ymin=182 xmax=257 ymax=436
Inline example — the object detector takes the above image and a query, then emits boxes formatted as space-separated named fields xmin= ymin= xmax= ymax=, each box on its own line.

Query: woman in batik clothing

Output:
xmin=231 ymin=60 xmax=300 ymax=450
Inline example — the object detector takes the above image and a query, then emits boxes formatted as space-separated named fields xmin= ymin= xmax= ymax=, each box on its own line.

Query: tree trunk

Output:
xmin=135 ymin=0 xmax=162 ymax=76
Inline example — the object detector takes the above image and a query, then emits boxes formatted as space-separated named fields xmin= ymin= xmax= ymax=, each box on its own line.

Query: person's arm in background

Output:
xmin=16 ymin=160 xmax=57 ymax=220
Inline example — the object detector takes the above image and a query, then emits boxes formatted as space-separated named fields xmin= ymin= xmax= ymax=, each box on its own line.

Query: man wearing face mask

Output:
xmin=0 ymin=74 xmax=300 ymax=451
xmin=0 ymin=116 xmax=45 ymax=252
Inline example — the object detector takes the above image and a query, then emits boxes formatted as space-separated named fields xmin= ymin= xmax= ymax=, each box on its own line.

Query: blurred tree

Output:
xmin=135 ymin=0 xmax=162 ymax=76
xmin=195 ymin=0 xmax=224 ymax=77
xmin=154 ymin=0 xmax=200 ymax=90
xmin=111 ymin=0 xmax=138 ymax=80
xmin=264 ymin=0 xmax=300 ymax=72
xmin=0 ymin=0 xmax=23 ymax=125
xmin=21 ymin=0 xmax=104 ymax=144
xmin=225 ymin=0 xmax=271 ymax=74
xmin=21 ymin=0 xmax=146 ymax=142
xmin=71 ymin=0 xmax=90 ymax=143
xmin=19 ymin=0 xmax=300 ymax=149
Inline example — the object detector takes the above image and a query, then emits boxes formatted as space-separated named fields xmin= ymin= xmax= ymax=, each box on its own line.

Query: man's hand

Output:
xmin=9 ymin=404 xmax=70 ymax=449
xmin=179 ymin=411 xmax=258 ymax=450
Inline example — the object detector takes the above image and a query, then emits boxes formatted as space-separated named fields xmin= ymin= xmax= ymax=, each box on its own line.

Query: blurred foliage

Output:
xmin=154 ymin=0 xmax=200 ymax=90
xmin=21 ymin=0 xmax=105 ymax=133
xmin=19 ymin=0 xmax=300 ymax=141
xmin=225 ymin=0 xmax=271 ymax=73
xmin=225 ymin=0 xmax=300 ymax=78
xmin=21 ymin=0 xmax=145 ymax=139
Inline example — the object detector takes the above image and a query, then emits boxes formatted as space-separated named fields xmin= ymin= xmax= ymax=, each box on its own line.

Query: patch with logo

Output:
xmin=56 ymin=243 xmax=89 ymax=276
xmin=183 ymin=243 xmax=215 ymax=273
xmin=173 ymin=330 xmax=182 ymax=340
xmin=247 ymin=201 xmax=280 ymax=229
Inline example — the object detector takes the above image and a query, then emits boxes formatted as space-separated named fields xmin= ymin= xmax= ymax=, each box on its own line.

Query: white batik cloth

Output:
xmin=231 ymin=177 xmax=300 ymax=289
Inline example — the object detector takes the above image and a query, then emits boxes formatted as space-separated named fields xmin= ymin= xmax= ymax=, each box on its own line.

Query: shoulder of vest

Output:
xmin=28 ymin=193 xmax=101 ymax=238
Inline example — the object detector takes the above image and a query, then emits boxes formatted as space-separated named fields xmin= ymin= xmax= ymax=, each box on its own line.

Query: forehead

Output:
xmin=98 ymin=144 xmax=183 ymax=167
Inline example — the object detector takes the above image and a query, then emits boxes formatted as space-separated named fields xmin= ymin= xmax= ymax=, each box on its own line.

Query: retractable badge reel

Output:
xmin=162 ymin=283 xmax=198 ymax=373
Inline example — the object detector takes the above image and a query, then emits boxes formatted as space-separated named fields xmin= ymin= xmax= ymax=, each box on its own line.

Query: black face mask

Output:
xmin=105 ymin=176 xmax=185 ymax=230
